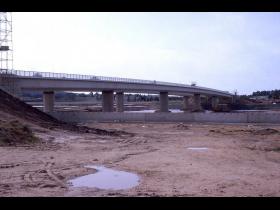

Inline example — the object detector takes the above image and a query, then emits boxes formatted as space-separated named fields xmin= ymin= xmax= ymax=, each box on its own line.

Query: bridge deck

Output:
xmin=1 ymin=70 xmax=232 ymax=97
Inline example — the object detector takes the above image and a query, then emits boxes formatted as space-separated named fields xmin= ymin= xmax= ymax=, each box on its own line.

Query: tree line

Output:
xmin=251 ymin=89 xmax=280 ymax=99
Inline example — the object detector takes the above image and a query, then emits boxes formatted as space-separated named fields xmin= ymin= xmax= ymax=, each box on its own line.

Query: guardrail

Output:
xmin=0 ymin=69 xmax=232 ymax=96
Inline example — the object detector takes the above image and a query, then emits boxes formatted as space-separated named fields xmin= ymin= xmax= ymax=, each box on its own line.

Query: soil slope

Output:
xmin=0 ymin=89 xmax=131 ymax=137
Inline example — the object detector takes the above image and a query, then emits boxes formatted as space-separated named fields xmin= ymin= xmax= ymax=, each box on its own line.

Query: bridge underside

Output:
xmin=4 ymin=73 xmax=233 ymax=114
xmin=40 ymin=90 xmax=230 ymax=114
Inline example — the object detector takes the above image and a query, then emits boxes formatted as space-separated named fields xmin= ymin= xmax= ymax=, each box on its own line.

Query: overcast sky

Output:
xmin=13 ymin=12 xmax=280 ymax=95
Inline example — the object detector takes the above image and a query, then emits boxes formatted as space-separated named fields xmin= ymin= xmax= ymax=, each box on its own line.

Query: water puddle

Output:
xmin=169 ymin=109 xmax=184 ymax=113
xmin=33 ymin=105 xmax=43 ymax=108
xmin=187 ymin=147 xmax=208 ymax=150
xmin=125 ymin=109 xmax=155 ymax=113
xmin=97 ymin=140 xmax=107 ymax=143
xmin=125 ymin=109 xmax=184 ymax=113
xmin=68 ymin=165 xmax=140 ymax=190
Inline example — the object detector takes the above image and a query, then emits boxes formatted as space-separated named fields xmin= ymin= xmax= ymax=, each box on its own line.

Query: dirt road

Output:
xmin=1 ymin=122 xmax=280 ymax=197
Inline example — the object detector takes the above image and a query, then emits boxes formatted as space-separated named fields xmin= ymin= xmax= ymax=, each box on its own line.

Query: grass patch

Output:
xmin=0 ymin=120 xmax=40 ymax=146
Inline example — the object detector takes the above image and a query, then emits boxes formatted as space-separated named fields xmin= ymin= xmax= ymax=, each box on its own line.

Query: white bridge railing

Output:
xmin=0 ymin=69 xmax=231 ymax=95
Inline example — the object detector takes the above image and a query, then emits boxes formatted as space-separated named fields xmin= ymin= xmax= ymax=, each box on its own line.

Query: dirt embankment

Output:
xmin=209 ymin=127 xmax=279 ymax=136
xmin=0 ymin=89 xmax=132 ymax=146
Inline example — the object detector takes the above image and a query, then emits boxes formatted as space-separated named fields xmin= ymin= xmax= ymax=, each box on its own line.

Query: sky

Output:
xmin=12 ymin=12 xmax=280 ymax=95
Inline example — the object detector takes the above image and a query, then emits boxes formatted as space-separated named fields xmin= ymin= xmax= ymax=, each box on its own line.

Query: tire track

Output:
xmin=44 ymin=162 xmax=67 ymax=188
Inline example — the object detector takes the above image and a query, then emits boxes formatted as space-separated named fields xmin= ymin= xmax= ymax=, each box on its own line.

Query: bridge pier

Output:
xmin=211 ymin=96 xmax=219 ymax=110
xmin=182 ymin=96 xmax=190 ymax=111
xmin=192 ymin=93 xmax=203 ymax=112
xmin=160 ymin=92 xmax=169 ymax=112
xmin=43 ymin=91 xmax=54 ymax=113
xmin=116 ymin=92 xmax=124 ymax=112
xmin=102 ymin=90 xmax=114 ymax=112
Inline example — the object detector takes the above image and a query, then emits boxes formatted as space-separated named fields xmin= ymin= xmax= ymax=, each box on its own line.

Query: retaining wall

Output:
xmin=50 ymin=111 xmax=280 ymax=124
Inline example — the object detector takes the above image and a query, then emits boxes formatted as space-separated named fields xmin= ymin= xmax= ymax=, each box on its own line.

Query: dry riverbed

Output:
xmin=1 ymin=122 xmax=280 ymax=197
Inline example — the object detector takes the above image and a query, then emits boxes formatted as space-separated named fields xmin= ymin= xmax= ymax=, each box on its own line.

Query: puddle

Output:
xmin=125 ymin=109 xmax=184 ymax=113
xmin=125 ymin=109 xmax=155 ymax=113
xmin=53 ymin=135 xmax=79 ymax=143
xmin=169 ymin=109 xmax=184 ymax=113
xmin=53 ymin=139 xmax=65 ymax=143
xmin=68 ymin=165 xmax=140 ymax=190
xmin=187 ymin=147 xmax=208 ymax=150
xmin=97 ymin=140 xmax=107 ymax=143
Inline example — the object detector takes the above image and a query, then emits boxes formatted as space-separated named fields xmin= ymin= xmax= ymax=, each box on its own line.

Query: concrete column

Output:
xmin=102 ymin=90 xmax=114 ymax=112
xmin=116 ymin=92 xmax=124 ymax=112
xmin=182 ymin=96 xmax=190 ymax=111
xmin=192 ymin=93 xmax=202 ymax=112
xmin=232 ymin=95 xmax=237 ymax=104
xmin=43 ymin=91 xmax=54 ymax=113
xmin=211 ymin=96 xmax=219 ymax=110
xmin=159 ymin=92 xmax=169 ymax=112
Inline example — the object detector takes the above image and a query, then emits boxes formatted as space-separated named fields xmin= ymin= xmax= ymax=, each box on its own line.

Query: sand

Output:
xmin=0 ymin=122 xmax=280 ymax=197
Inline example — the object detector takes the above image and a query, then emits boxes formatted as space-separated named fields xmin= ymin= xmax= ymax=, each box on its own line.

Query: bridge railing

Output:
xmin=9 ymin=69 xmax=155 ymax=84
xmin=0 ymin=69 xmax=231 ymax=95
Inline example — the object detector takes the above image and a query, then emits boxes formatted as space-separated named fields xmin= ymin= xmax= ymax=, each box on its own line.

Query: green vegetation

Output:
xmin=251 ymin=89 xmax=280 ymax=99
xmin=0 ymin=120 xmax=39 ymax=146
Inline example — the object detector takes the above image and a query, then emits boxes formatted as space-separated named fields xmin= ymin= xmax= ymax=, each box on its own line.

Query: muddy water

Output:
xmin=97 ymin=140 xmax=107 ymax=143
xmin=125 ymin=109 xmax=155 ymax=113
xmin=68 ymin=165 xmax=140 ymax=190
xmin=187 ymin=147 xmax=208 ymax=150
xmin=125 ymin=109 xmax=184 ymax=113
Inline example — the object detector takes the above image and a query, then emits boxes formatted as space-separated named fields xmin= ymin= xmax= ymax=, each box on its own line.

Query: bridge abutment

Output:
xmin=160 ymin=92 xmax=169 ymax=112
xmin=116 ymin=92 xmax=124 ymax=112
xmin=43 ymin=91 xmax=54 ymax=113
xmin=102 ymin=90 xmax=114 ymax=112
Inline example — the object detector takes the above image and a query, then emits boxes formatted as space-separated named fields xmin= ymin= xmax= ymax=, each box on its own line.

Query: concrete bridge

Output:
xmin=0 ymin=70 xmax=233 ymax=113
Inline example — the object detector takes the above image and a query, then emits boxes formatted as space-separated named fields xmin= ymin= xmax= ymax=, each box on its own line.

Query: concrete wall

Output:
xmin=50 ymin=111 xmax=280 ymax=124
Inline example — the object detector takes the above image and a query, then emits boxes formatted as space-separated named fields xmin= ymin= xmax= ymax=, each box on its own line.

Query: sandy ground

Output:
xmin=1 ymin=122 xmax=280 ymax=197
